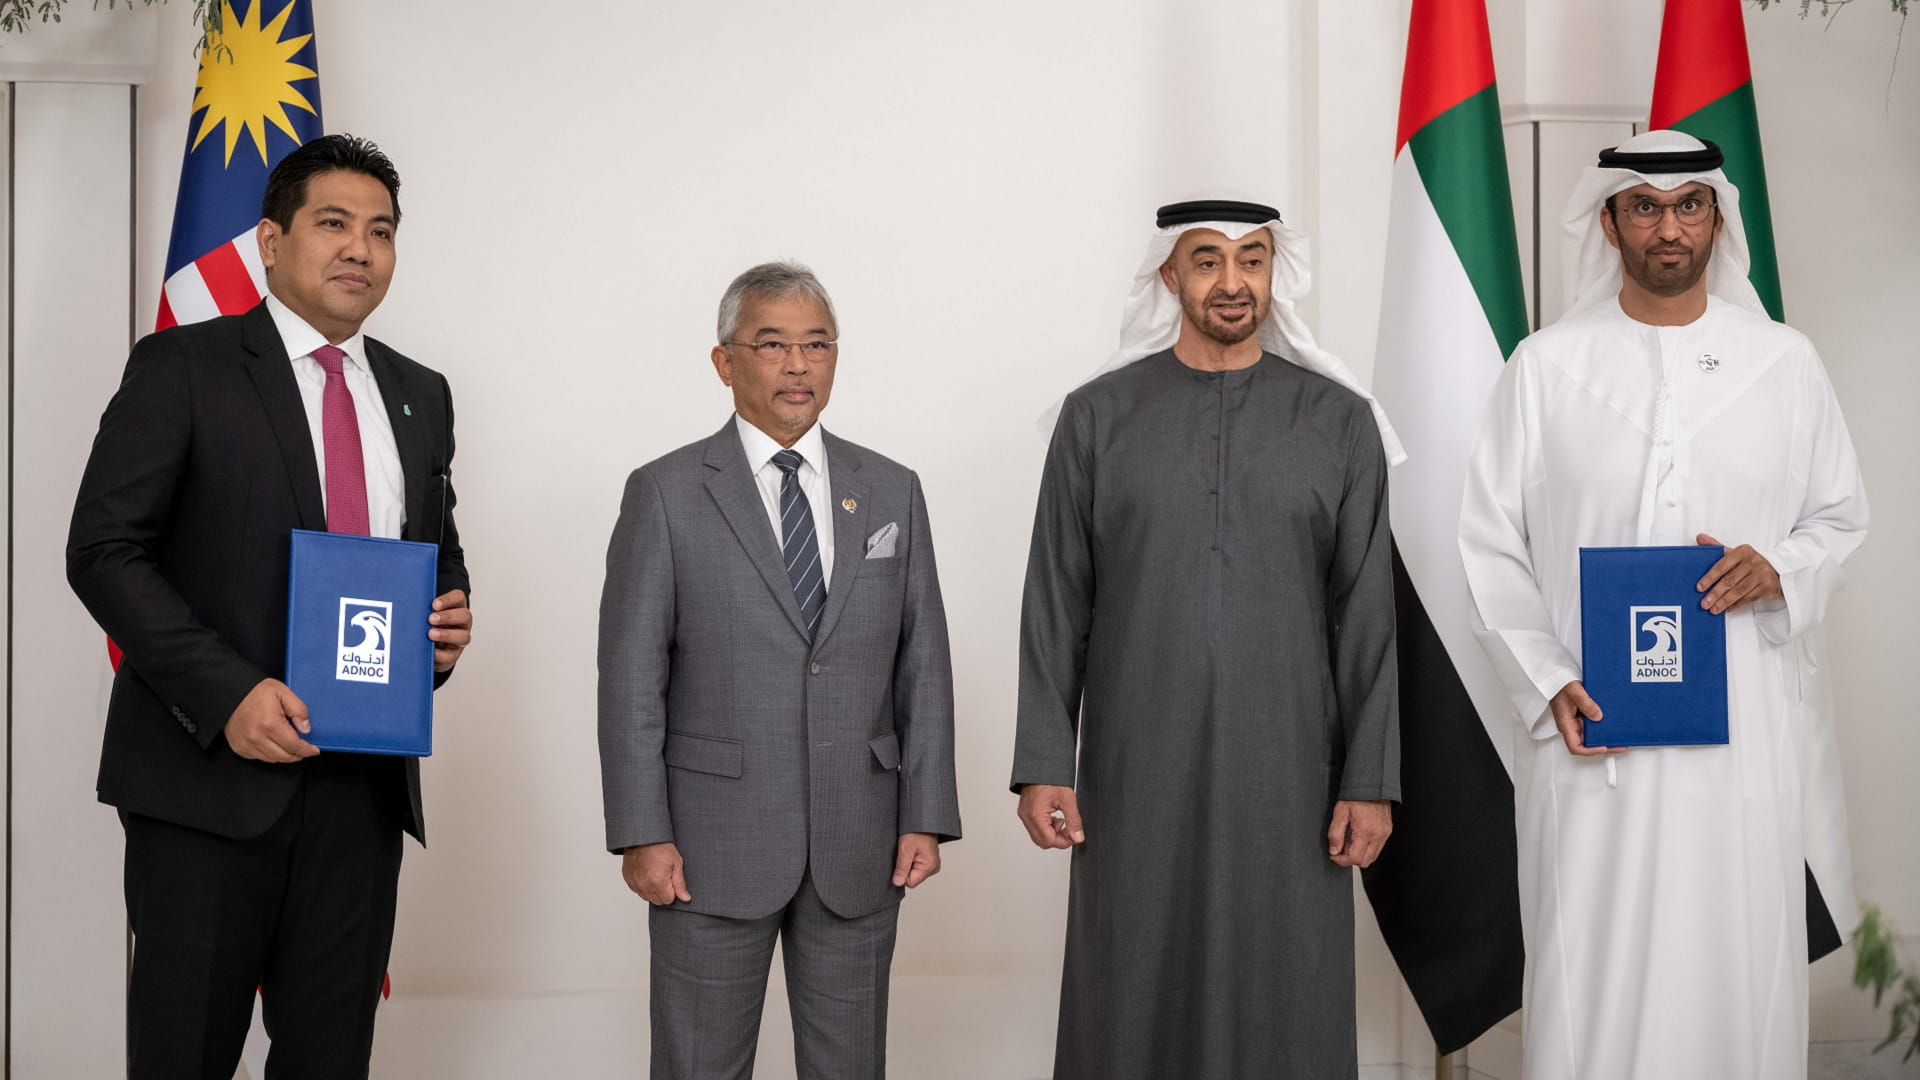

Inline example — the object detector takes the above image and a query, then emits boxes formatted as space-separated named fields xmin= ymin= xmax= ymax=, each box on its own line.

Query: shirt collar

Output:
xmin=734 ymin=414 xmax=827 ymax=474
xmin=265 ymin=293 xmax=370 ymax=372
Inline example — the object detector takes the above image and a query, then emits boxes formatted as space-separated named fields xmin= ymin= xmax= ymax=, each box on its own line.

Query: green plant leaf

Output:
xmin=1854 ymin=907 xmax=1900 ymax=1006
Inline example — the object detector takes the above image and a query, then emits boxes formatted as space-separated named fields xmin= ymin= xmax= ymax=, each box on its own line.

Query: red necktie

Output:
xmin=312 ymin=345 xmax=371 ymax=536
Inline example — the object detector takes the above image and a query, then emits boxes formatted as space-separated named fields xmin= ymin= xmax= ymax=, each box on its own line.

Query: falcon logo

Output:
xmin=337 ymin=597 xmax=392 ymax=684
xmin=1630 ymin=606 xmax=1683 ymax=683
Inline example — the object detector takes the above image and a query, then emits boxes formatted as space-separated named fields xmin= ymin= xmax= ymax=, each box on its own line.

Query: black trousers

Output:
xmin=122 ymin=754 xmax=406 ymax=1080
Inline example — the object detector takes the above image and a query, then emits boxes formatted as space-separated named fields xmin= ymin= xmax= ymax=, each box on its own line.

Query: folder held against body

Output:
xmin=1578 ymin=545 xmax=1729 ymax=748
xmin=284 ymin=530 xmax=437 ymax=756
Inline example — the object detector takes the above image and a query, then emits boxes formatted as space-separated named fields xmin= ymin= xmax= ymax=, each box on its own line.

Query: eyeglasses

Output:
xmin=1611 ymin=192 xmax=1718 ymax=228
xmin=725 ymin=339 xmax=838 ymax=362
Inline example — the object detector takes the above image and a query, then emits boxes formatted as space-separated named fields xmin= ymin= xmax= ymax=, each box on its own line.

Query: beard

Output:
xmin=1181 ymin=286 xmax=1265 ymax=346
xmin=1620 ymin=226 xmax=1715 ymax=298
xmin=772 ymin=399 xmax=820 ymax=433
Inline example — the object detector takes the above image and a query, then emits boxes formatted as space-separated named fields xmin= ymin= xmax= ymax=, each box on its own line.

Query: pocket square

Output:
xmin=864 ymin=521 xmax=899 ymax=559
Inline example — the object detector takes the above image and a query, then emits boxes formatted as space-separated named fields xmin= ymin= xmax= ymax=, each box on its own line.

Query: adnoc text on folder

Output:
xmin=285 ymin=530 xmax=437 ymax=756
xmin=1578 ymin=545 xmax=1729 ymax=748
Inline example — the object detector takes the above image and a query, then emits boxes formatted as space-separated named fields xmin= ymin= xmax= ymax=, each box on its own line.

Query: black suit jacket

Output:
xmin=67 ymin=302 xmax=468 ymax=843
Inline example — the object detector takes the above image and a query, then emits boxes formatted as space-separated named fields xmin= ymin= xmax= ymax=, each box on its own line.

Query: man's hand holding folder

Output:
xmin=1557 ymin=535 xmax=1779 ymax=757
xmin=1549 ymin=681 xmax=1624 ymax=758
xmin=1694 ymin=533 xmax=1782 ymax=616
xmin=428 ymin=587 xmax=473 ymax=672
xmin=233 ymin=584 xmax=468 ymax=763
xmin=225 ymin=679 xmax=320 ymax=764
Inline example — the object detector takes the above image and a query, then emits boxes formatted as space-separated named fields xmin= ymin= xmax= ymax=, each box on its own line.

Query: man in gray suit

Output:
xmin=598 ymin=261 xmax=961 ymax=1080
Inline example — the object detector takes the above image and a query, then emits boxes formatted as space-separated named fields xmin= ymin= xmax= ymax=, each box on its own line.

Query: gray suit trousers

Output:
xmin=649 ymin=871 xmax=897 ymax=1080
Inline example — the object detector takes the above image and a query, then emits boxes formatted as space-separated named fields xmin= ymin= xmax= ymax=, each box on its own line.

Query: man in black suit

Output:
xmin=66 ymin=134 xmax=472 ymax=1079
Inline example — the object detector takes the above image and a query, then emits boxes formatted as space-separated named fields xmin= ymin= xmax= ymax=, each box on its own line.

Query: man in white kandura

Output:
xmin=1458 ymin=130 xmax=1868 ymax=1080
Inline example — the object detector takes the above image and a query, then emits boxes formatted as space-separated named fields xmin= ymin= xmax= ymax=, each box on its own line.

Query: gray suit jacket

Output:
xmin=598 ymin=421 xmax=961 ymax=920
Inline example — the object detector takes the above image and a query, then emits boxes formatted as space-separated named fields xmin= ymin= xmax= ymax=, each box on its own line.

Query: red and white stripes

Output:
xmin=157 ymin=229 xmax=266 ymax=330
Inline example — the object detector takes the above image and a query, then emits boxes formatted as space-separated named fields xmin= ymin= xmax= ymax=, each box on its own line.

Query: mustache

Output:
xmin=1207 ymin=289 xmax=1255 ymax=304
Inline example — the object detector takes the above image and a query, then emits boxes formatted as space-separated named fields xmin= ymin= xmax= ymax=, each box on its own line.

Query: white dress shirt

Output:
xmin=735 ymin=415 xmax=834 ymax=590
xmin=265 ymin=294 xmax=406 ymax=539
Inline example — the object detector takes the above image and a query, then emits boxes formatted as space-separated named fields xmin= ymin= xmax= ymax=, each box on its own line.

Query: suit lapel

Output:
xmin=702 ymin=423 xmax=811 ymax=641
xmin=811 ymin=431 xmax=868 ymax=651
xmin=239 ymin=304 xmax=326 ymax=532
xmin=367 ymin=340 xmax=428 ymax=542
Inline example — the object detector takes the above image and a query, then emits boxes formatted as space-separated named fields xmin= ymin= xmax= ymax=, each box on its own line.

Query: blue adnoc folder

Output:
xmin=285 ymin=530 xmax=436 ymax=756
xmin=1578 ymin=545 xmax=1729 ymax=748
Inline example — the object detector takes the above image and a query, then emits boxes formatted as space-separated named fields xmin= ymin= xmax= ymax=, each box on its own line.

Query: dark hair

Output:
xmin=260 ymin=134 xmax=402 ymax=230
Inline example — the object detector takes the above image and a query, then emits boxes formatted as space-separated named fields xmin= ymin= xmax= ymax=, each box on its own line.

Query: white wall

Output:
xmin=1 ymin=0 xmax=1909 ymax=1076
xmin=1745 ymin=3 xmax=1920 ymax=1044
xmin=7 ymin=76 xmax=139 ymax=1078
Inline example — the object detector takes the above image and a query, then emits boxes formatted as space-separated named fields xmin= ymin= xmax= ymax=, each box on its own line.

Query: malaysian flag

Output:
xmin=157 ymin=0 xmax=323 ymax=330
xmin=113 ymin=0 xmax=323 ymax=675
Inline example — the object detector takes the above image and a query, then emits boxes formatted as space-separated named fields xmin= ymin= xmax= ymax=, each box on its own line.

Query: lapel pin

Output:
xmin=842 ymin=497 xmax=857 ymax=513
xmin=1697 ymin=353 xmax=1719 ymax=373
xmin=403 ymin=403 xmax=413 ymax=416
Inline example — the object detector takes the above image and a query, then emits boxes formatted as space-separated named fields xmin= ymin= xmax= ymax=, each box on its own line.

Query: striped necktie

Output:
xmin=772 ymin=449 xmax=826 ymax=638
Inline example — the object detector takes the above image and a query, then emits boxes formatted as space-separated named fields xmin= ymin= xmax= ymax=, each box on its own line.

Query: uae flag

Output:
xmin=1360 ymin=0 xmax=1528 ymax=1055
xmin=1649 ymin=0 xmax=1784 ymax=321
xmin=1652 ymin=0 xmax=1856 ymax=963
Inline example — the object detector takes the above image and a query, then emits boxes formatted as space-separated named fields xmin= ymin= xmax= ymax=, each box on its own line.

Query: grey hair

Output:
xmin=715 ymin=261 xmax=838 ymax=345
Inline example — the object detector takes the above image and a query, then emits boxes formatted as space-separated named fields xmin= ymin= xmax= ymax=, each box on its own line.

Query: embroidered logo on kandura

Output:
xmin=1698 ymin=353 xmax=1719 ymax=373
xmin=337 ymin=596 xmax=393 ymax=684
xmin=1630 ymin=605 xmax=1683 ymax=683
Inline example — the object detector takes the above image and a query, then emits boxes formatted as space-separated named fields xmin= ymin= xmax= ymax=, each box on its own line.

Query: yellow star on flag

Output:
xmin=189 ymin=0 xmax=319 ymax=168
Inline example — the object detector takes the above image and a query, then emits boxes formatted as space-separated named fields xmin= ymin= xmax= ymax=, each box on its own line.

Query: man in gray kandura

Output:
xmin=598 ymin=261 xmax=961 ymax=1080
xmin=1012 ymin=200 xmax=1405 ymax=1079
